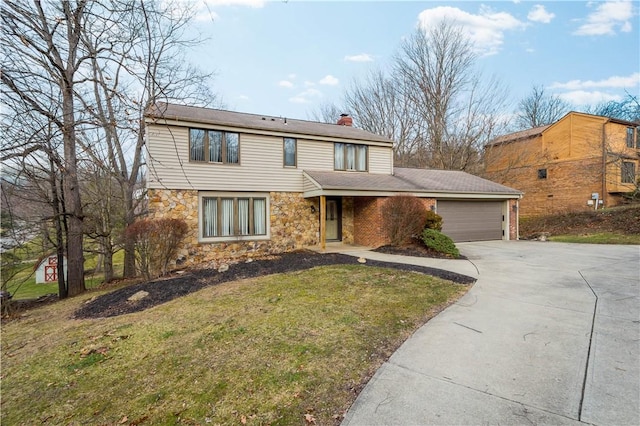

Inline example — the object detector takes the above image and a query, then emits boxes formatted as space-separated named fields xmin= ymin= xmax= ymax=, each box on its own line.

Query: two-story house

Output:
xmin=145 ymin=103 xmax=521 ymax=266
xmin=485 ymin=112 xmax=639 ymax=217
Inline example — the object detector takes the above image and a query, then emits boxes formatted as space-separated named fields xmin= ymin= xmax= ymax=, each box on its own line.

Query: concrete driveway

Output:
xmin=342 ymin=241 xmax=640 ymax=425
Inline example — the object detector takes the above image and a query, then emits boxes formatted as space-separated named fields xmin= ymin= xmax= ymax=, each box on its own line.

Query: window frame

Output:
xmin=189 ymin=128 xmax=241 ymax=165
xmin=334 ymin=142 xmax=368 ymax=172
xmin=621 ymin=161 xmax=636 ymax=184
xmin=636 ymin=127 xmax=640 ymax=149
xmin=283 ymin=137 xmax=297 ymax=168
xmin=198 ymin=192 xmax=270 ymax=242
xmin=626 ymin=127 xmax=635 ymax=148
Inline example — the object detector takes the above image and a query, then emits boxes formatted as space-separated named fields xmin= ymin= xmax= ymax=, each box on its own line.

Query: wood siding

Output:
xmin=147 ymin=124 xmax=394 ymax=191
xmin=485 ymin=112 xmax=640 ymax=216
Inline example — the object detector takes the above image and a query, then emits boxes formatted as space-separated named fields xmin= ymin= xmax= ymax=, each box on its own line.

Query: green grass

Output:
xmin=548 ymin=232 xmax=640 ymax=244
xmin=2 ymin=249 xmax=124 ymax=300
xmin=1 ymin=265 xmax=468 ymax=425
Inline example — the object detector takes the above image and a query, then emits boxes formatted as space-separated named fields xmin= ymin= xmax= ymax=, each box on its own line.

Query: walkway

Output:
xmin=340 ymin=241 xmax=640 ymax=425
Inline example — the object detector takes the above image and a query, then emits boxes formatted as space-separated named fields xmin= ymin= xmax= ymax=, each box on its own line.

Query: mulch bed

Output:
xmin=73 ymin=250 xmax=475 ymax=320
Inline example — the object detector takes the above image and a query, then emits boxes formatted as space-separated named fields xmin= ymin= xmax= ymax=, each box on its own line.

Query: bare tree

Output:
xmin=395 ymin=21 xmax=509 ymax=171
xmin=515 ymin=85 xmax=571 ymax=129
xmin=76 ymin=0 xmax=220 ymax=278
xmin=2 ymin=0 xmax=220 ymax=293
xmin=1 ymin=0 xmax=93 ymax=296
xmin=587 ymin=93 xmax=640 ymax=124
xmin=343 ymin=69 xmax=425 ymax=167
xmin=318 ymin=20 xmax=508 ymax=172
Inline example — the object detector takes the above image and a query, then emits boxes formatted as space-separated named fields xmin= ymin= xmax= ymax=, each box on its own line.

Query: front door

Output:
xmin=325 ymin=198 xmax=341 ymax=241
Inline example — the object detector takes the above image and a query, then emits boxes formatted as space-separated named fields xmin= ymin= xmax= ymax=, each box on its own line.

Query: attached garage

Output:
xmin=437 ymin=200 xmax=505 ymax=242
xmin=303 ymin=167 xmax=522 ymax=247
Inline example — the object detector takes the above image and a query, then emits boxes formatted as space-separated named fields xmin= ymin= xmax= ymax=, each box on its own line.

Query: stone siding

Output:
xmin=341 ymin=197 xmax=354 ymax=244
xmin=508 ymin=199 xmax=519 ymax=240
xmin=147 ymin=189 xmax=319 ymax=268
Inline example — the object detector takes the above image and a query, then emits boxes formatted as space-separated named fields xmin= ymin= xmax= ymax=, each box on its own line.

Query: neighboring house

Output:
xmin=485 ymin=112 xmax=640 ymax=217
xmin=144 ymin=103 xmax=521 ymax=266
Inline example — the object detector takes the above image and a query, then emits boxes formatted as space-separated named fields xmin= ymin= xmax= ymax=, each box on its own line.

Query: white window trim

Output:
xmin=198 ymin=192 xmax=271 ymax=243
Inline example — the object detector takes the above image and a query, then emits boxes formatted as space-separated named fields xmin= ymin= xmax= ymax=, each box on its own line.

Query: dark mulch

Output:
xmin=374 ymin=240 xmax=466 ymax=259
xmin=74 ymin=250 xmax=475 ymax=320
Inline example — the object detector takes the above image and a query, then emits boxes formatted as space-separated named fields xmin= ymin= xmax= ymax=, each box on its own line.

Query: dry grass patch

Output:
xmin=2 ymin=265 xmax=468 ymax=425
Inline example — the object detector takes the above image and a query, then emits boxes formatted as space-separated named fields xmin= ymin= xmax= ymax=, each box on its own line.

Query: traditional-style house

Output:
xmin=145 ymin=103 xmax=521 ymax=266
xmin=485 ymin=112 xmax=639 ymax=217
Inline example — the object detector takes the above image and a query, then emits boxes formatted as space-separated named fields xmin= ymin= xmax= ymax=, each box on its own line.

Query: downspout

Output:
xmin=601 ymin=121 xmax=607 ymax=209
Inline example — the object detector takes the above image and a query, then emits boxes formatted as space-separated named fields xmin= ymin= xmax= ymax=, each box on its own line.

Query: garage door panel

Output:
xmin=438 ymin=201 xmax=503 ymax=242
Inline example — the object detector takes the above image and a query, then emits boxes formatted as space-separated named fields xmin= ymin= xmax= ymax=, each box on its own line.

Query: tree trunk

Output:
xmin=62 ymin=79 xmax=85 ymax=296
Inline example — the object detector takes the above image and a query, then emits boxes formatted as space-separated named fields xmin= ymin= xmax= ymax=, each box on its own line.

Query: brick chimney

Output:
xmin=337 ymin=113 xmax=353 ymax=126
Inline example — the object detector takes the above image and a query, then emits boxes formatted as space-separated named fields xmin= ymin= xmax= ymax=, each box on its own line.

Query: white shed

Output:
xmin=35 ymin=255 xmax=67 ymax=284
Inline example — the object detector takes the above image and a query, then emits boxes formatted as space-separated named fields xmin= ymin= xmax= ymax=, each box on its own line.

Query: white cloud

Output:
xmin=278 ymin=80 xmax=294 ymax=88
xmin=289 ymin=96 xmax=309 ymax=104
xmin=344 ymin=53 xmax=374 ymax=62
xmin=202 ymin=0 xmax=265 ymax=7
xmin=237 ymin=94 xmax=249 ymax=100
xmin=549 ymin=73 xmax=640 ymax=90
xmin=558 ymin=90 xmax=622 ymax=105
xmin=417 ymin=6 xmax=526 ymax=56
xmin=573 ymin=0 xmax=634 ymax=36
xmin=194 ymin=0 xmax=264 ymax=21
xmin=304 ymin=81 xmax=316 ymax=87
xmin=288 ymin=73 xmax=297 ymax=80
xmin=527 ymin=5 xmax=555 ymax=24
xmin=289 ymin=88 xmax=323 ymax=104
xmin=319 ymin=75 xmax=339 ymax=86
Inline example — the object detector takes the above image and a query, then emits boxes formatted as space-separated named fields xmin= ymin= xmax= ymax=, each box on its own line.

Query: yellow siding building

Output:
xmin=485 ymin=112 xmax=639 ymax=217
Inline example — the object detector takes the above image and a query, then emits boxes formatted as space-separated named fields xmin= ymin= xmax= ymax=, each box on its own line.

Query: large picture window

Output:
xmin=190 ymin=128 xmax=240 ymax=164
xmin=334 ymin=143 xmax=367 ymax=171
xmin=200 ymin=193 xmax=269 ymax=241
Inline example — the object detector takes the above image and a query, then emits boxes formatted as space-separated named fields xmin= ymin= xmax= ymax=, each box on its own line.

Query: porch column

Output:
xmin=320 ymin=195 xmax=326 ymax=250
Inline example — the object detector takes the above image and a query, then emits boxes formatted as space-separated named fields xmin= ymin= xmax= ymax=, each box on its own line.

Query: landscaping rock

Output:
xmin=127 ymin=290 xmax=149 ymax=302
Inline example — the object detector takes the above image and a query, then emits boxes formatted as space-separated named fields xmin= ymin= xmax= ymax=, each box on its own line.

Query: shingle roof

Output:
xmin=305 ymin=168 xmax=521 ymax=196
xmin=487 ymin=124 xmax=551 ymax=146
xmin=394 ymin=168 xmax=521 ymax=194
xmin=145 ymin=102 xmax=393 ymax=144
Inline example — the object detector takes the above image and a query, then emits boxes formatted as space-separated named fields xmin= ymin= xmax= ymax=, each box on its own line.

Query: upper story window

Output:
xmin=636 ymin=127 xmax=640 ymax=149
xmin=626 ymin=127 xmax=634 ymax=148
xmin=283 ymin=137 xmax=297 ymax=167
xmin=334 ymin=143 xmax=367 ymax=171
xmin=622 ymin=161 xmax=636 ymax=184
xmin=190 ymin=128 xmax=239 ymax=164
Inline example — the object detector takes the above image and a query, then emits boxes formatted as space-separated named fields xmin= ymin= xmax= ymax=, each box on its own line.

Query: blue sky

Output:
xmin=188 ymin=0 xmax=639 ymax=121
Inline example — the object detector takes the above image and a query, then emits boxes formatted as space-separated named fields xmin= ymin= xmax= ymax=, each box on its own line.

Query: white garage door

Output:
xmin=437 ymin=201 xmax=504 ymax=242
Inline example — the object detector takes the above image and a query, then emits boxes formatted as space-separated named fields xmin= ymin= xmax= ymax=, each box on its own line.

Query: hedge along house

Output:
xmin=145 ymin=103 xmax=522 ymax=266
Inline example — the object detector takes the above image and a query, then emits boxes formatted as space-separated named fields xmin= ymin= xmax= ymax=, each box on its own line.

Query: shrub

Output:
xmin=421 ymin=229 xmax=460 ymax=258
xmin=125 ymin=218 xmax=189 ymax=279
xmin=424 ymin=210 xmax=443 ymax=231
xmin=381 ymin=195 xmax=428 ymax=246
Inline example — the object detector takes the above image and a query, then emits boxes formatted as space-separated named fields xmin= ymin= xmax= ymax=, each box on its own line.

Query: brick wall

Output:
xmin=353 ymin=197 xmax=387 ymax=247
xmin=353 ymin=196 xmax=438 ymax=247
xmin=487 ymin=157 xmax=605 ymax=217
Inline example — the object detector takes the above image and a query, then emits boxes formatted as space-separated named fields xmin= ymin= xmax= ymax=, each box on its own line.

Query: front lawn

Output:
xmin=1 ymin=264 xmax=468 ymax=425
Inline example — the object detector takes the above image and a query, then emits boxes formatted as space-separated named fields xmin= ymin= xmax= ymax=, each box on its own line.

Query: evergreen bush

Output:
xmin=421 ymin=228 xmax=460 ymax=258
